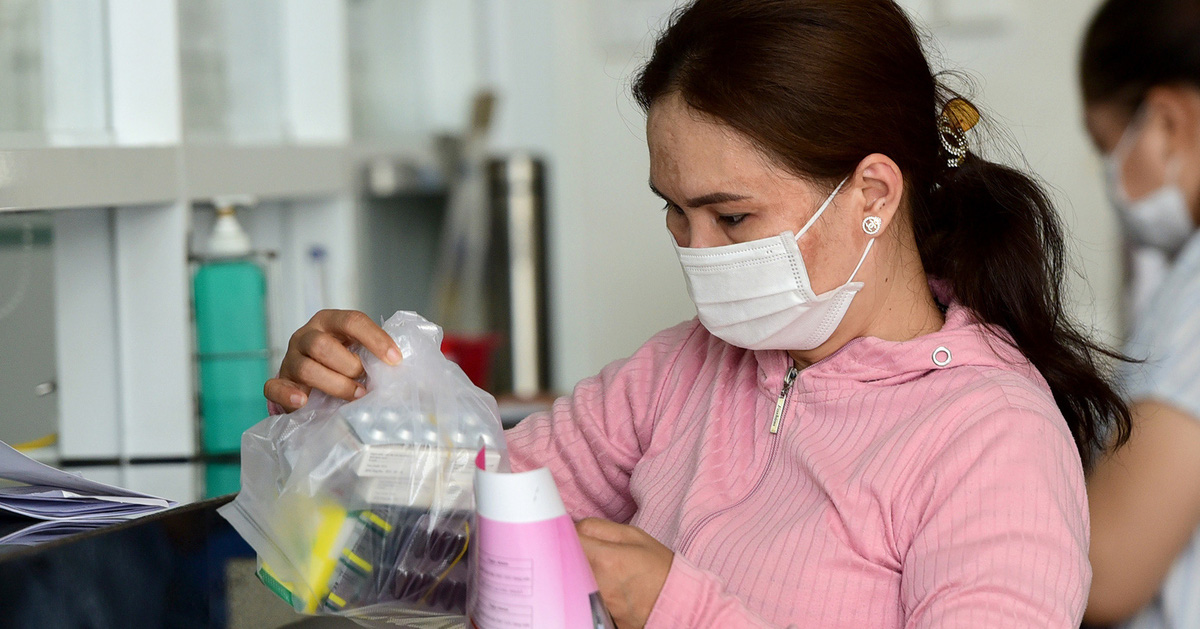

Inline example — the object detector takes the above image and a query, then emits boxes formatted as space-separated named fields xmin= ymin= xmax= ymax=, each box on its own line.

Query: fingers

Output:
xmin=264 ymin=377 xmax=310 ymax=412
xmin=576 ymin=531 xmax=619 ymax=575
xmin=285 ymin=356 xmax=365 ymax=402
xmin=268 ymin=309 xmax=397 ymax=410
xmin=575 ymin=519 xmax=672 ymax=629
xmin=577 ymin=518 xmax=644 ymax=544
xmin=323 ymin=310 xmax=402 ymax=365
xmin=576 ymin=520 xmax=622 ymax=573
xmin=294 ymin=328 xmax=367 ymax=379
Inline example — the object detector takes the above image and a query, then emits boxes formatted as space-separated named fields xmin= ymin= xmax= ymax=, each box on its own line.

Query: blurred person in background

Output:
xmin=1080 ymin=0 xmax=1200 ymax=626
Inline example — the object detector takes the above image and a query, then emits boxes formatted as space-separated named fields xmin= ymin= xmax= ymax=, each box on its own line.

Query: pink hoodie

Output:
xmin=505 ymin=296 xmax=1090 ymax=627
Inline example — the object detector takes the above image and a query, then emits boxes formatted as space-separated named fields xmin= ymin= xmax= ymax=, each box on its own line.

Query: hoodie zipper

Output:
xmin=770 ymin=366 xmax=799 ymax=434
xmin=677 ymin=363 xmax=800 ymax=554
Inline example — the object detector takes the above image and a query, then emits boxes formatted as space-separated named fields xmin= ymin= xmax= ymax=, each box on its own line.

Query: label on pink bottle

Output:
xmin=472 ymin=450 xmax=614 ymax=629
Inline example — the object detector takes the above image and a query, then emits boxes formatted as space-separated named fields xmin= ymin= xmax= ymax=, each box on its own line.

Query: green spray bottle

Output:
xmin=193 ymin=197 xmax=269 ymax=494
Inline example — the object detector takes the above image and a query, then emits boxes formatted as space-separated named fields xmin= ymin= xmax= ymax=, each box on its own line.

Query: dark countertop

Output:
xmin=0 ymin=495 xmax=359 ymax=629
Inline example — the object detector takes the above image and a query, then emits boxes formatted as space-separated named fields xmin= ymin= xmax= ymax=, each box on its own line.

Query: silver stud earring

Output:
xmin=862 ymin=216 xmax=882 ymax=235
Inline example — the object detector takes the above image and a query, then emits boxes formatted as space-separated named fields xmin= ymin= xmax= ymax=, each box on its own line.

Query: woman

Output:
xmin=1080 ymin=0 xmax=1200 ymax=626
xmin=268 ymin=1 xmax=1130 ymax=626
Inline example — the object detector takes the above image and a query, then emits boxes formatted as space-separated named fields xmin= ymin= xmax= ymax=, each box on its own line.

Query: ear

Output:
xmin=850 ymin=153 xmax=904 ymax=236
xmin=1143 ymin=86 xmax=1199 ymax=159
xmin=1159 ymin=85 xmax=1200 ymax=222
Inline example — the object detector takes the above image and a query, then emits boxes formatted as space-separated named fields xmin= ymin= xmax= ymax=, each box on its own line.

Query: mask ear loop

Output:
xmin=1165 ymin=153 xmax=1184 ymax=185
xmin=793 ymin=176 xmax=851 ymax=241
xmin=789 ymin=175 xmax=874 ymax=285
xmin=1109 ymin=104 xmax=1152 ymax=202
xmin=845 ymin=238 xmax=875 ymax=284
xmin=1112 ymin=104 xmax=1151 ymax=162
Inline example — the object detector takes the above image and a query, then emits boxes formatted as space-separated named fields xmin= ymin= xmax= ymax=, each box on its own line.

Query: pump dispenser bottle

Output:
xmin=192 ymin=197 xmax=270 ymax=493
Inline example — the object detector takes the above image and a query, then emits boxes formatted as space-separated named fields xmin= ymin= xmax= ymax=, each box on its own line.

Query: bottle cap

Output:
xmin=208 ymin=199 xmax=253 ymax=257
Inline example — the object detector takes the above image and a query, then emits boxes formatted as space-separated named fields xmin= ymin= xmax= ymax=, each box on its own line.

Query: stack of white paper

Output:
xmin=0 ymin=441 xmax=173 ymax=546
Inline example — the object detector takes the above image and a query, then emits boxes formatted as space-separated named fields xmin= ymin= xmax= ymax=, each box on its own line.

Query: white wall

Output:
xmin=486 ymin=0 xmax=695 ymax=390
xmin=488 ymin=0 xmax=1121 ymax=391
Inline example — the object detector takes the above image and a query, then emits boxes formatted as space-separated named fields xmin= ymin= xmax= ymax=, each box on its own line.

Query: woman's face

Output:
xmin=646 ymin=92 xmax=865 ymax=295
xmin=1087 ymin=100 xmax=1178 ymax=201
xmin=1085 ymin=90 xmax=1200 ymax=216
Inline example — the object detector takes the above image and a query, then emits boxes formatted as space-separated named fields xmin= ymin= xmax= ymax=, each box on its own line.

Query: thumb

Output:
xmin=576 ymin=517 xmax=638 ymax=544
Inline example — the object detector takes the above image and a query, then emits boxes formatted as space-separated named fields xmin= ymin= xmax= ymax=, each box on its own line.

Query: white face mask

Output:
xmin=673 ymin=177 xmax=874 ymax=351
xmin=1105 ymin=109 xmax=1195 ymax=255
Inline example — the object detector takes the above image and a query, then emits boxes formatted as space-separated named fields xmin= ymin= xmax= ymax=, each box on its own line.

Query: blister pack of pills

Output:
xmin=220 ymin=312 xmax=507 ymax=627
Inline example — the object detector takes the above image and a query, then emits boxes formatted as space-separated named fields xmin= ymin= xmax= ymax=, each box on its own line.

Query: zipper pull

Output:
xmin=770 ymin=366 xmax=799 ymax=434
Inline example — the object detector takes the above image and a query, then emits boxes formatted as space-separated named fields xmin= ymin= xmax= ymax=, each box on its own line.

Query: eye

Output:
xmin=662 ymin=202 xmax=684 ymax=215
xmin=718 ymin=214 xmax=747 ymax=226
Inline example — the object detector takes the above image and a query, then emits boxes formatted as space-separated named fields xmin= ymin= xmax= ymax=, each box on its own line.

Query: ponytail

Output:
xmin=919 ymin=152 xmax=1132 ymax=468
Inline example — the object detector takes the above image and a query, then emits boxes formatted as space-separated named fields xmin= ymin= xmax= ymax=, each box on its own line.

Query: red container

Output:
xmin=441 ymin=333 xmax=501 ymax=391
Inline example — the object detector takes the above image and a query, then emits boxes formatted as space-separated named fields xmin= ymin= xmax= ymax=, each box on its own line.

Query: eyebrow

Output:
xmin=649 ymin=181 xmax=751 ymax=208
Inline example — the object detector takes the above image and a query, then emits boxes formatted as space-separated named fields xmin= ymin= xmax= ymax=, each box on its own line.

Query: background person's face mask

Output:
xmin=674 ymin=177 xmax=874 ymax=351
xmin=1105 ymin=108 xmax=1196 ymax=255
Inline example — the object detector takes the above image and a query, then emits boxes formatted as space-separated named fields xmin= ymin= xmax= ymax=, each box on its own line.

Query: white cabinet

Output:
xmin=0 ymin=1 xmax=363 ymax=476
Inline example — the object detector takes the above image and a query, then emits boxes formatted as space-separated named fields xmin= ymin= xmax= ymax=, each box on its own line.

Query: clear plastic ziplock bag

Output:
xmin=219 ymin=311 xmax=508 ymax=628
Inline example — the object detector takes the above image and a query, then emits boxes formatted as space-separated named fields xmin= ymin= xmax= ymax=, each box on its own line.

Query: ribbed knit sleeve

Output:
xmin=895 ymin=395 xmax=1091 ymax=628
xmin=646 ymin=554 xmax=781 ymax=628
xmin=504 ymin=320 xmax=702 ymax=523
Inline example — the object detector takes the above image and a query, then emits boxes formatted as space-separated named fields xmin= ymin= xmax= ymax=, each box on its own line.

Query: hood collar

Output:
xmin=753 ymin=280 xmax=1036 ymax=396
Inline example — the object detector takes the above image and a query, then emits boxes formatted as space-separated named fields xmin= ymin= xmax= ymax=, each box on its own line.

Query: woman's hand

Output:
xmin=263 ymin=309 xmax=401 ymax=412
xmin=576 ymin=518 xmax=674 ymax=629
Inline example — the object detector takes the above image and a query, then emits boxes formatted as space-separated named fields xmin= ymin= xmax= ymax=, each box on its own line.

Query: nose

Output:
xmin=680 ymin=221 xmax=727 ymax=249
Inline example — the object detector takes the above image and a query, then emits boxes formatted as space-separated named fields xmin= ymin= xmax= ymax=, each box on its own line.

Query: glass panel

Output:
xmin=179 ymin=0 xmax=286 ymax=143
xmin=347 ymin=0 xmax=481 ymax=141
xmin=0 ymin=1 xmax=45 ymax=141
xmin=179 ymin=0 xmax=227 ymax=140
xmin=348 ymin=0 xmax=426 ymax=141
xmin=0 ymin=212 xmax=58 ymax=449
xmin=0 ymin=1 xmax=111 ymax=146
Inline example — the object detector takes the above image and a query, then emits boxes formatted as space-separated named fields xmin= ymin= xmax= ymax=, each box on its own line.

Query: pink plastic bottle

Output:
xmin=473 ymin=453 xmax=615 ymax=629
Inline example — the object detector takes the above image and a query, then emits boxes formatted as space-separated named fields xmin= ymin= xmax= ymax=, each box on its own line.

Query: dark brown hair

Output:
xmin=635 ymin=0 xmax=1131 ymax=468
xmin=1081 ymin=0 xmax=1200 ymax=110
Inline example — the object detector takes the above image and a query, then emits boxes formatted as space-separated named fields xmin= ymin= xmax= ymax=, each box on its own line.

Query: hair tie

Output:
xmin=938 ymin=98 xmax=980 ymax=168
